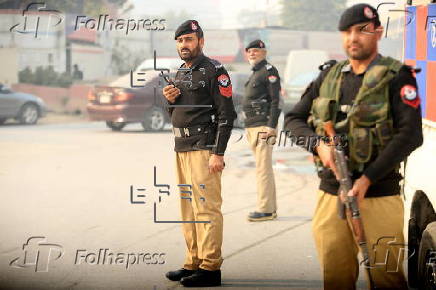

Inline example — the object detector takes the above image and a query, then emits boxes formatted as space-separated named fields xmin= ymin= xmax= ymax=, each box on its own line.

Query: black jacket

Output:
xmin=167 ymin=53 xmax=237 ymax=156
xmin=243 ymin=59 xmax=281 ymax=128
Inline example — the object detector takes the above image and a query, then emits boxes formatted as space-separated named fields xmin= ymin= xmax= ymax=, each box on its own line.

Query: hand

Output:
xmin=347 ymin=175 xmax=371 ymax=204
xmin=265 ymin=127 xmax=276 ymax=138
xmin=162 ymin=85 xmax=180 ymax=103
xmin=315 ymin=141 xmax=338 ymax=178
xmin=209 ymin=154 xmax=225 ymax=173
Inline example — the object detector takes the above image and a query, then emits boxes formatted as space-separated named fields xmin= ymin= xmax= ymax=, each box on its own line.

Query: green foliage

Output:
xmin=281 ymin=0 xmax=346 ymax=31
xmin=111 ymin=41 xmax=147 ymax=75
xmin=162 ymin=9 xmax=195 ymax=30
xmin=19 ymin=66 xmax=74 ymax=88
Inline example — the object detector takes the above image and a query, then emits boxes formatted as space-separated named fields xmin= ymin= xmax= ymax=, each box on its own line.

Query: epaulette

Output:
xmin=404 ymin=64 xmax=421 ymax=74
xmin=318 ymin=59 xmax=337 ymax=71
xmin=209 ymin=58 xmax=223 ymax=71
xmin=265 ymin=63 xmax=273 ymax=70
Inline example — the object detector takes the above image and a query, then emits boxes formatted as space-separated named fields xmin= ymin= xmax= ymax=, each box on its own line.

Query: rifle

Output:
xmin=323 ymin=121 xmax=375 ymax=289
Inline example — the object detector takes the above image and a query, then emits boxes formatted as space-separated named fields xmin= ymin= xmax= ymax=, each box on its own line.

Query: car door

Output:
xmin=0 ymin=89 xmax=21 ymax=117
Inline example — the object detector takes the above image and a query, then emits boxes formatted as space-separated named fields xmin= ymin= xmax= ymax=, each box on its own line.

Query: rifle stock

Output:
xmin=323 ymin=121 xmax=374 ymax=288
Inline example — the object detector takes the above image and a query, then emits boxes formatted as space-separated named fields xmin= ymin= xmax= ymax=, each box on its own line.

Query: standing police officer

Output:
xmin=162 ymin=20 xmax=236 ymax=287
xmin=284 ymin=4 xmax=422 ymax=289
xmin=243 ymin=39 xmax=281 ymax=221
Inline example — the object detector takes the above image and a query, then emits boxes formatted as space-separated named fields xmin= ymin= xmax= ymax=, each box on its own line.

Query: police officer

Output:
xmin=284 ymin=4 xmax=422 ymax=289
xmin=243 ymin=39 xmax=281 ymax=221
xmin=162 ymin=20 xmax=236 ymax=287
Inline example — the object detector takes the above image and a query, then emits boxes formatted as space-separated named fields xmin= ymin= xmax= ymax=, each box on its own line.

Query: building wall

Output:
xmin=0 ymin=48 xmax=18 ymax=85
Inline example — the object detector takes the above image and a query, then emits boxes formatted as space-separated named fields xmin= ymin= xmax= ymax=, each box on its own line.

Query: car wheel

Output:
xmin=19 ymin=103 xmax=39 ymax=124
xmin=418 ymin=222 xmax=436 ymax=290
xmin=0 ymin=118 xmax=7 ymax=125
xmin=142 ymin=107 xmax=165 ymax=131
xmin=409 ymin=190 xmax=436 ymax=288
xmin=106 ymin=121 xmax=126 ymax=131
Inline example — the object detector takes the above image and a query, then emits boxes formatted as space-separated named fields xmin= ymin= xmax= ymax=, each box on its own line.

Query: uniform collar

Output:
xmin=342 ymin=54 xmax=382 ymax=75
xmin=252 ymin=59 xmax=267 ymax=71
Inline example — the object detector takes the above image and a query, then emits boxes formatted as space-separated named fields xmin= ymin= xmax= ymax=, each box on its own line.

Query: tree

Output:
xmin=162 ymin=9 xmax=195 ymax=30
xmin=111 ymin=40 xmax=146 ymax=75
xmin=237 ymin=9 xmax=265 ymax=28
xmin=281 ymin=0 xmax=346 ymax=31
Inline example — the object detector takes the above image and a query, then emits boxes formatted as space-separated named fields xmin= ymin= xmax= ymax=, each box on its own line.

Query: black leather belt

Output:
xmin=172 ymin=124 xmax=210 ymax=138
xmin=244 ymin=110 xmax=267 ymax=118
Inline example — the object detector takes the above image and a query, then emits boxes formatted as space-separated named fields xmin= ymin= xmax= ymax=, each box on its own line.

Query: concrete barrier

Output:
xmin=11 ymin=83 xmax=92 ymax=115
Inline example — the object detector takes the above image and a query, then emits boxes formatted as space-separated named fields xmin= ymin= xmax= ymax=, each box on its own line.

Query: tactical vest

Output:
xmin=309 ymin=56 xmax=403 ymax=172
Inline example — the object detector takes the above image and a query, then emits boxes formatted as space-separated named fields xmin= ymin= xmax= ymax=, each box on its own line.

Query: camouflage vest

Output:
xmin=309 ymin=56 xmax=403 ymax=172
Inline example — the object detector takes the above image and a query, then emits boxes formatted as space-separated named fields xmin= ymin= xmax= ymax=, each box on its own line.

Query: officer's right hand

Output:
xmin=163 ymin=85 xmax=180 ymax=103
xmin=316 ymin=141 xmax=339 ymax=178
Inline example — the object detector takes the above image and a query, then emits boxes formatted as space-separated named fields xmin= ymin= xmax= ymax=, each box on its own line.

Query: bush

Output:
xmin=18 ymin=66 xmax=74 ymax=88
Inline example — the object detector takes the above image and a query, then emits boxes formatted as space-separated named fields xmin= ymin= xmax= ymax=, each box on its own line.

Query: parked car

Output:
xmin=228 ymin=71 xmax=249 ymax=128
xmin=136 ymin=58 xmax=182 ymax=72
xmin=87 ymin=71 xmax=171 ymax=131
xmin=282 ymin=50 xmax=329 ymax=114
xmin=88 ymin=69 xmax=250 ymax=131
xmin=0 ymin=84 xmax=48 ymax=125
xmin=282 ymin=71 xmax=319 ymax=114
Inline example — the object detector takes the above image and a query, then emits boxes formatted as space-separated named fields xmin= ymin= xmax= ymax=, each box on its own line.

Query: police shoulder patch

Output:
xmin=217 ymin=74 xmax=232 ymax=98
xmin=268 ymin=75 xmax=278 ymax=83
xmin=400 ymin=84 xmax=420 ymax=108
xmin=209 ymin=58 xmax=223 ymax=71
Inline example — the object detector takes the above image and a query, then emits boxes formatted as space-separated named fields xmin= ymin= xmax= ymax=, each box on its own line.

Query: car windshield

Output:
xmin=109 ymin=70 xmax=161 ymax=88
xmin=288 ymin=72 xmax=318 ymax=87
xmin=229 ymin=72 xmax=248 ymax=94
xmin=137 ymin=59 xmax=182 ymax=72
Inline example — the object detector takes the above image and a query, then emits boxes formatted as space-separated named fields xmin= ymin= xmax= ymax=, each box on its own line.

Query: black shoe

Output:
xmin=180 ymin=268 xmax=221 ymax=287
xmin=248 ymin=211 xmax=277 ymax=222
xmin=165 ymin=268 xmax=196 ymax=281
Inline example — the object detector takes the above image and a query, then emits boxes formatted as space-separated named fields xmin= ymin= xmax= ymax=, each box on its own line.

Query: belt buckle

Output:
xmin=183 ymin=128 xmax=190 ymax=137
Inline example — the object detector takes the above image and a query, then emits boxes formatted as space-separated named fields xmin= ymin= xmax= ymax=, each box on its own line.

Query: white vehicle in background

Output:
xmin=399 ymin=1 xmax=436 ymax=289
xmin=136 ymin=58 xmax=182 ymax=72
xmin=282 ymin=49 xmax=329 ymax=114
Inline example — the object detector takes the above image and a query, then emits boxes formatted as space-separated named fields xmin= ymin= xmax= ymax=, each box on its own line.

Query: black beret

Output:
xmin=174 ymin=20 xmax=203 ymax=40
xmin=338 ymin=3 xmax=381 ymax=31
xmin=245 ymin=39 xmax=266 ymax=51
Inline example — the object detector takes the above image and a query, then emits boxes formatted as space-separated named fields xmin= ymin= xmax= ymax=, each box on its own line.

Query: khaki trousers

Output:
xmin=312 ymin=190 xmax=408 ymax=290
xmin=175 ymin=150 xmax=223 ymax=271
xmin=245 ymin=126 xmax=277 ymax=213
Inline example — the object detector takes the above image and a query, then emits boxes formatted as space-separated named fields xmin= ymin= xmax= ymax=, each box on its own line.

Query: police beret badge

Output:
xmin=364 ymin=6 xmax=375 ymax=19
xmin=191 ymin=21 xmax=198 ymax=31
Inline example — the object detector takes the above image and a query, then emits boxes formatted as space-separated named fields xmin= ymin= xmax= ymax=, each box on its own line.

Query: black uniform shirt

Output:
xmin=284 ymin=56 xmax=423 ymax=197
xmin=243 ymin=59 xmax=281 ymax=128
xmin=168 ymin=53 xmax=237 ymax=156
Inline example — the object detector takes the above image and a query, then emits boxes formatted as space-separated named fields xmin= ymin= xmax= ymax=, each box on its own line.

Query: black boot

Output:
xmin=165 ymin=268 xmax=196 ymax=281
xmin=248 ymin=211 xmax=277 ymax=222
xmin=180 ymin=268 xmax=221 ymax=287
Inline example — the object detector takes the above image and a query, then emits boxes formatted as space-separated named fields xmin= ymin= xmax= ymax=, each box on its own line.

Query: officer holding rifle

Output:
xmin=284 ymin=4 xmax=423 ymax=289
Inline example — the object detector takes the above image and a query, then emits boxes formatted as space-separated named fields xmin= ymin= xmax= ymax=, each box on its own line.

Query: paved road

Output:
xmin=0 ymin=120 xmax=367 ymax=289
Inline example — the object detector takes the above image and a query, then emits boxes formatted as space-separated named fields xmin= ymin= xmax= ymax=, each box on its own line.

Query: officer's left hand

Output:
xmin=347 ymin=175 xmax=371 ymax=204
xmin=209 ymin=154 xmax=225 ymax=173
xmin=265 ymin=127 xmax=276 ymax=138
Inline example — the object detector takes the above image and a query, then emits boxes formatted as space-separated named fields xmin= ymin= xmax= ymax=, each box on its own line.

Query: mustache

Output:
xmin=180 ymin=48 xmax=191 ymax=52
xmin=348 ymin=42 xmax=362 ymax=47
